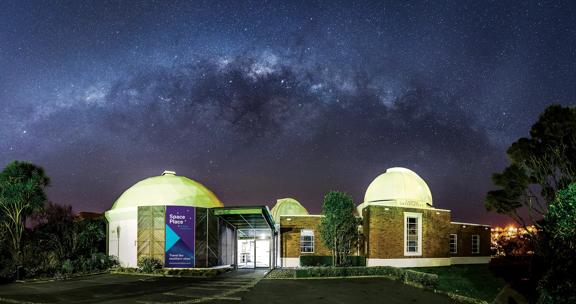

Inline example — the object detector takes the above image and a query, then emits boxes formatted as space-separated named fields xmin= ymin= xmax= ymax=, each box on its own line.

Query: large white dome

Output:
xmin=110 ymin=170 xmax=223 ymax=210
xmin=364 ymin=167 xmax=432 ymax=206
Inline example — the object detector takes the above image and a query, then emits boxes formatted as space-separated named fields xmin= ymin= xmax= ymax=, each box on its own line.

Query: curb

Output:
xmin=13 ymin=271 xmax=110 ymax=283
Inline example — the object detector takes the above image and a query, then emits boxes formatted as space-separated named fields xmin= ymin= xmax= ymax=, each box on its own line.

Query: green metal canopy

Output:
xmin=213 ymin=206 xmax=276 ymax=230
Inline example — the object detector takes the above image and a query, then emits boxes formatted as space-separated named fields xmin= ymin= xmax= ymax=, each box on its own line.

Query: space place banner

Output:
xmin=165 ymin=206 xmax=195 ymax=268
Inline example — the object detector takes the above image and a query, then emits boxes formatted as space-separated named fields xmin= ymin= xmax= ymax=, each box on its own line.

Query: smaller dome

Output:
xmin=270 ymin=198 xmax=309 ymax=222
xmin=364 ymin=167 xmax=432 ymax=206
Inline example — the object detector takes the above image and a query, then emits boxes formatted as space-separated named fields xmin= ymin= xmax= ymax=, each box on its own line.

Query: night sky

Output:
xmin=1 ymin=1 xmax=576 ymax=226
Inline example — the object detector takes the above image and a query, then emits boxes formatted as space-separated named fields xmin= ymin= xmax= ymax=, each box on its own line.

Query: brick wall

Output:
xmin=279 ymin=216 xmax=331 ymax=258
xmin=363 ymin=205 xmax=452 ymax=259
xmin=449 ymin=223 xmax=491 ymax=256
xmin=279 ymin=209 xmax=491 ymax=261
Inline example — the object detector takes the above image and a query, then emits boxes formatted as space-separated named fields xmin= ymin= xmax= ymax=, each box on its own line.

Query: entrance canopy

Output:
xmin=213 ymin=206 xmax=276 ymax=230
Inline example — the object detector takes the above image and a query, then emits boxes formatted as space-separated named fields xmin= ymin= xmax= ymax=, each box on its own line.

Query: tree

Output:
xmin=0 ymin=161 xmax=50 ymax=263
xmin=537 ymin=183 xmax=576 ymax=303
xmin=33 ymin=202 xmax=76 ymax=261
xmin=485 ymin=105 xmax=576 ymax=230
xmin=319 ymin=191 xmax=359 ymax=266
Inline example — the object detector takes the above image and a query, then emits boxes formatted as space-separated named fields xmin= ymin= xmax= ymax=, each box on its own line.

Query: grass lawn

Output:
xmin=409 ymin=264 xmax=506 ymax=302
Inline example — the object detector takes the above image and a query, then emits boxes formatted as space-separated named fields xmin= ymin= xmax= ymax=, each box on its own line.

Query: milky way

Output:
xmin=1 ymin=1 xmax=576 ymax=225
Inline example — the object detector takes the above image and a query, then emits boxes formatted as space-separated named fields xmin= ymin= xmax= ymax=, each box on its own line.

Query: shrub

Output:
xmin=161 ymin=268 xmax=229 ymax=277
xmin=300 ymin=256 xmax=333 ymax=266
xmin=403 ymin=269 xmax=438 ymax=289
xmin=0 ymin=262 xmax=17 ymax=283
xmin=300 ymin=256 xmax=366 ymax=267
xmin=295 ymin=266 xmax=438 ymax=289
xmin=114 ymin=267 xmax=137 ymax=273
xmin=61 ymin=259 xmax=74 ymax=275
xmin=137 ymin=257 xmax=163 ymax=273
xmin=75 ymin=253 xmax=118 ymax=273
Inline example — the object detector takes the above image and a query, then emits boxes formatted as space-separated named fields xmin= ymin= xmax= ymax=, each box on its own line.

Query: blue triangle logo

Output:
xmin=165 ymin=225 xmax=180 ymax=251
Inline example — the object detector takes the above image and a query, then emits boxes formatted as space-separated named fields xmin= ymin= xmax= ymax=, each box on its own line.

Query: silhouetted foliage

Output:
xmin=0 ymin=161 xmax=50 ymax=263
xmin=0 ymin=161 xmax=113 ymax=282
xmin=486 ymin=105 xmax=576 ymax=228
xmin=537 ymin=183 xmax=576 ymax=304
xmin=486 ymin=105 xmax=576 ymax=302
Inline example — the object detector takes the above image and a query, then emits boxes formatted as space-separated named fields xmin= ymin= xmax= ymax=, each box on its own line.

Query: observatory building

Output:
xmin=105 ymin=168 xmax=490 ymax=269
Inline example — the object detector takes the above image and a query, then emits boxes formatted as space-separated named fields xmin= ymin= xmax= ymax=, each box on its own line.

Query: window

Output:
xmin=449 ymin=234 xmax=458 ymax=254
xmin=404 ymin=212 xmax=422 ymax=256
xmin=300 ymin=229 xmax=314 ymax=253
xmin=472 ymin=235 xmax=480 ymax=254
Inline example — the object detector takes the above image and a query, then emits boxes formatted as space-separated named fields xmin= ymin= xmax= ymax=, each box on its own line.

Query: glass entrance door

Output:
xmin=237 ymin=229 xmax=272 ymax=269
xmin=255 ymin=239 xmax=270 ymax=268
xmin=237 ymin=239 xmax=254 ymax=268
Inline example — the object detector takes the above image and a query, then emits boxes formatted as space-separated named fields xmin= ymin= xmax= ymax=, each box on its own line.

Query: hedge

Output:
xmin=295 ymin=266 xmax=438 ymax=289
xmin=300 ymin=256 xmax=366 ymax=267
xmin=113 ymin=266 xmax=231 ymax=277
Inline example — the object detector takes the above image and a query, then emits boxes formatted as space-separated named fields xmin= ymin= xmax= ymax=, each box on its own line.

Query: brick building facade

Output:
xmin=275 ymin=167 xmax=492 ymax=268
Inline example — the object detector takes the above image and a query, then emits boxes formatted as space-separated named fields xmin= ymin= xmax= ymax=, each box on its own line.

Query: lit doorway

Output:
xmin=237 ymin=229 xmax=271 ymax=268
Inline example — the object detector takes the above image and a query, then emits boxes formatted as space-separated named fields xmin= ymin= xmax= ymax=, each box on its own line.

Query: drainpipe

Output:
xmin=116 ymin=226 xmax=121 ymax=263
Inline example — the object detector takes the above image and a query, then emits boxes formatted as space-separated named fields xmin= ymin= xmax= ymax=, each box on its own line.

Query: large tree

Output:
xmin=319 ymin=191 xmax=359 ymax=266
xmin=0 ymin=161 xmax=50 ymax=262
xmin=537 ymin=183 xmax=576 ymax=303
xmin=485 ymin=105 xmax=576 ymax=229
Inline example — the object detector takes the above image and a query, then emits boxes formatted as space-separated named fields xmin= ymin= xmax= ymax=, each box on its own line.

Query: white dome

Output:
xmin=110 ymin=171 xmax=222 ymax=210
xmin=364 ymin=167 xmax=432 ymax=206
xmin=270 ymin=198 xmax=309 ymax=222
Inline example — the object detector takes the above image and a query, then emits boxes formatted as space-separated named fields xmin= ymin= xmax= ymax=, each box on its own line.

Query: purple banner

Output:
xmin=165 ymin=206 xmax=195 ymax=268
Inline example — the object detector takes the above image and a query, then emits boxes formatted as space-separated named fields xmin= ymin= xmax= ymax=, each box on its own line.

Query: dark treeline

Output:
xmin=0 ymin=161 xmax=115 ymax=282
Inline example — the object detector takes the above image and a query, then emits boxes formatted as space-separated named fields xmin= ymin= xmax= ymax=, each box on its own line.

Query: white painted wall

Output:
xmin=281 ymin=257 xmax=300 ymax=267
xmin=106 ymin=207 xmax=138 ymax=268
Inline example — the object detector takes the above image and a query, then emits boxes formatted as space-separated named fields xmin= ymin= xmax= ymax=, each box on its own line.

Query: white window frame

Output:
xmin=449 ymin=234 xmax=458 ymax=254
xmin=300 ymin=229 xmax=314 ymax=253
xmin=404 ymin=212 xmax=422 ymax=256
xmin=472 ymin=234 xmax=480 ymax=254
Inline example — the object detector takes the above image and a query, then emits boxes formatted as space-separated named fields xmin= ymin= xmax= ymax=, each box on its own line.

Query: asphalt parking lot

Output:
xmin=0 ymin=270 xmax=264 ymax=304
xmin=0 ymin=270 xmax=456 ymax=304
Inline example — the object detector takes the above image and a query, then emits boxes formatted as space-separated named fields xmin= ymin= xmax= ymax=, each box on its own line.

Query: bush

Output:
xmin=300 ymin=256 xmax=366 ymax=267
xmin=162 ymin=267 xmax=230 ymax=277
xmin=403 ymin=269 xmax=438 ymax=289
xmin=61 ymin=259 xmax=74 ymax=275
xmin=295 ymin=266 xmax=438 ymax=289
xmin=137 ymin=257 xmax=163 ymax=273
xmin=0 ymin=262 xmax=17 ymax=284
xmin=75 ymin=253 xmax=119 ymax=273
xmin=300 ymin=256 xmax=333 ymax=266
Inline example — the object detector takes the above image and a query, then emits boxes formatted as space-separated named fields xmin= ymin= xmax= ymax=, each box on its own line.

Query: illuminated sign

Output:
xmin=165 ymin=206 xmax=195 ymax=268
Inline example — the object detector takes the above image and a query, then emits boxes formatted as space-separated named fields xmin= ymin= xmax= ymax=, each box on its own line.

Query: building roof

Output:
xmin=363 ymin=167 xmax=433 ymax=206
xmin=213 ymin=206 xmax=275 ymax=230
xmin=110 ymin=170 xmax=223 ymax=210
xmin=270 ymin=198 xmax=309 ymax=222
